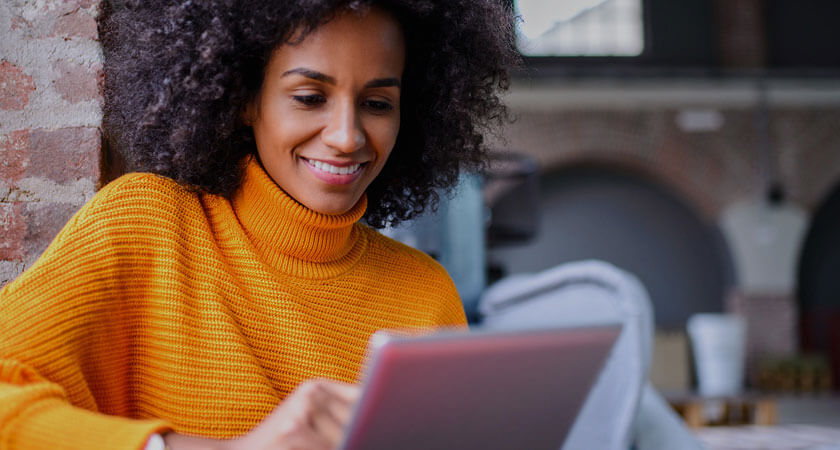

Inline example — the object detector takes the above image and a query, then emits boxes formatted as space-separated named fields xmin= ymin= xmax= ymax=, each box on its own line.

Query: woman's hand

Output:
xmin=234 ymin=379 xmax=361 ymax=450
xmin=164 ymin=378 xmax=362 ymax=450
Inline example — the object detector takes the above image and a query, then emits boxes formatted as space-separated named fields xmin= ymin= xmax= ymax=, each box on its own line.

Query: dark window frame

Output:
xmin=513 ymin=0 xmax=720 ymax=78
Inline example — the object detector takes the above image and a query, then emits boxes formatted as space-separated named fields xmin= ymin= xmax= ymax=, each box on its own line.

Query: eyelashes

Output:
xmin=362 ymin=99 xmax=394 ymax=112
xmin=292 ymin=94 xmax=326 ymax=107
xmin=292 ymin=95 xmax=395 ymax=113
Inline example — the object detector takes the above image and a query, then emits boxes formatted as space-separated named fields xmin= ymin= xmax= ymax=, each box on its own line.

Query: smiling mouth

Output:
xmin=303 ymin=158 xmax=365 ymax=176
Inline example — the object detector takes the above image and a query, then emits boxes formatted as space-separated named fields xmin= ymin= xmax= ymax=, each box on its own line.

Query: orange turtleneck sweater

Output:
xmin=0 ymin=158 xmax=466 ymax=450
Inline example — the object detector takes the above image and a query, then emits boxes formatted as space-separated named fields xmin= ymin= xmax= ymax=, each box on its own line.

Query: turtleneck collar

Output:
xmin=231 ymin=157 xmax=367 ymax=269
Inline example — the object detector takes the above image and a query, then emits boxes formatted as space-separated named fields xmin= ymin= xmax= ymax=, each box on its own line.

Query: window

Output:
xmin=515 ymin=0 xmax=644 ymax=57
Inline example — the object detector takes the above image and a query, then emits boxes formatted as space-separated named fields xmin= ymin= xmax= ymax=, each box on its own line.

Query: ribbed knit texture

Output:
xmin=0 ymin=158 xmax=466 ymax=450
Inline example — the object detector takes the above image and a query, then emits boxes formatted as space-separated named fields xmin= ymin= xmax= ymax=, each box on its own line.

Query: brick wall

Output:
xmin=0 ymin=0 xmax=103 ymax=286
xmin=501 ymin=96 xmax=840 ymax=220
xmin=713 ymin=0 xmax=767 ymax=68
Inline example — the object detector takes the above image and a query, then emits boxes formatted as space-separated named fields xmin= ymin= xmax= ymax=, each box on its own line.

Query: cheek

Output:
xmin=371 ymin=116 xmax=401 ymax=161
xmin=255 ymin=107 xmax=317 ymax=153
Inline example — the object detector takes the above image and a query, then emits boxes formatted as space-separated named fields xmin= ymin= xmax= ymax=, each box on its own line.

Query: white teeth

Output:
xmin=308 ymin=159 xmax=362 ymax=175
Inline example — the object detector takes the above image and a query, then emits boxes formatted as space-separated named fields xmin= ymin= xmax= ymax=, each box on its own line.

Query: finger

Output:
xmin=319 ymin=381 xmax=362 ymax=436
xmin=310 ymin=404 xmax=347 ymax=446
xmin=306 ymin=381 xmax=360 ymax=445
xmin=283 ymin=426 xmax=333 ymax=450
xmin=317 ymin=379 xmax=362 ymax=405
xmin=236 ymin=414 xmax=332 ymax=450
xmin=323 ymin=390 xmax=357 ymax=428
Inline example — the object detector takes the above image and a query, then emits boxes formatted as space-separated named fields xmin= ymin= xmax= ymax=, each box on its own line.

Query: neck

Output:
xmin=231 ymin=157 xmax=367 ymax=267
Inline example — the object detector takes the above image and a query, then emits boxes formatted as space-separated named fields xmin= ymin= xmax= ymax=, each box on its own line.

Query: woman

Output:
xmin=0 ymin=1 xmax=517 ymax=449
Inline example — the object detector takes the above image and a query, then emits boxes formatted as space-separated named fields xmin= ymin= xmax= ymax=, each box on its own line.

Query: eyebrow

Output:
xmin=364 ymin=78 xmax=401 ymax=89
xmin=281 ymin=67 xmax=401 ymax=89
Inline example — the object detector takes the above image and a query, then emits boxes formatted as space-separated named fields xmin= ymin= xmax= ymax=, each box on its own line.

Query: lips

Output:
xmin=302 ymin=157 xmax=366 ymax=185
xmin=306 ymin=159 xmax=363 ymax=175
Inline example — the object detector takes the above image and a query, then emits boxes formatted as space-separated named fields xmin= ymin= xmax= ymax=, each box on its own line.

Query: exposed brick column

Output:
xmin=0 ymin=0 xmax=102 ymax=286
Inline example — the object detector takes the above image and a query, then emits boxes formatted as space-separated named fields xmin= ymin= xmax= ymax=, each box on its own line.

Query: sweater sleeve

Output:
xmin=370 ymin=229 xmax=469 ymax=329
xmin=427 ymin=260 xmax=469 ymax=328
xmin=0 ymin=175 xmax=171 ymax=450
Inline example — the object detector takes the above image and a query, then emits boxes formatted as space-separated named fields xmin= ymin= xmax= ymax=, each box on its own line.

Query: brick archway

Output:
xmin=541 ymin=151 xmax=726 ymax=222
xmin=487 ymin=160 xmax=735 ymax=326
xmin=502 ymin=108 xmax=769 ymax=221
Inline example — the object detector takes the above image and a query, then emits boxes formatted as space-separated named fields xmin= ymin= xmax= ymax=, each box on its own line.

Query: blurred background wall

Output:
xmin=1 ymin=0 xmax=839 ymax=393
xmin=488 ymin=0 xmax=840 ymax=391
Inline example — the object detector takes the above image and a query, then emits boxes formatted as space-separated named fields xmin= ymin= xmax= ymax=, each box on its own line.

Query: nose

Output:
xmin=321 ymin=99 xmax=366 ymax=153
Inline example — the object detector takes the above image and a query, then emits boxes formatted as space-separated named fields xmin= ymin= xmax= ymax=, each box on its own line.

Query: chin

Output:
xmin=307 ymin=198 xmax=359 ymax=216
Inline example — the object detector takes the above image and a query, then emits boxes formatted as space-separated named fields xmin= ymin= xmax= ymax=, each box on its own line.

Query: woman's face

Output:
xmin=246 ymin=8 xmax=405 ymax=215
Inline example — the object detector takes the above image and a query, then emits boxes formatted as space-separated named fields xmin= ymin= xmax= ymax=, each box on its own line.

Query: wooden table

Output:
xmin=665 ymin=392 xmax=778 ymax=428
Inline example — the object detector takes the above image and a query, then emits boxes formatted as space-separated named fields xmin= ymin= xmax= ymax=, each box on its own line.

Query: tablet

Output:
xmin=340 ymin=324 xmax=622 ymax=450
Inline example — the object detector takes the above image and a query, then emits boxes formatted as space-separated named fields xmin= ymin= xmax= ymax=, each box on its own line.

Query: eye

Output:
xmin=292 ymin=94 xmax=326 ymax=107
xmin=363 ymin=99 xmax=394 ymax=113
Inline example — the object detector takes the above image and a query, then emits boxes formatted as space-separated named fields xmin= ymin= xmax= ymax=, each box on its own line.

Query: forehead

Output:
xmin=269 ymin=8 xmax=406 ymax=77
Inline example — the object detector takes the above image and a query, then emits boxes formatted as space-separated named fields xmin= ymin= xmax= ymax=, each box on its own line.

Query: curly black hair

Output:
xmin=99 ymin=0 xmax=518 ymax=228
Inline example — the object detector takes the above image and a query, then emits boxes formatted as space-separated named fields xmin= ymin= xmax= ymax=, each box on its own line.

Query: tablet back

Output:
xmin=340 ymin=325 xmax=621 ymax=450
